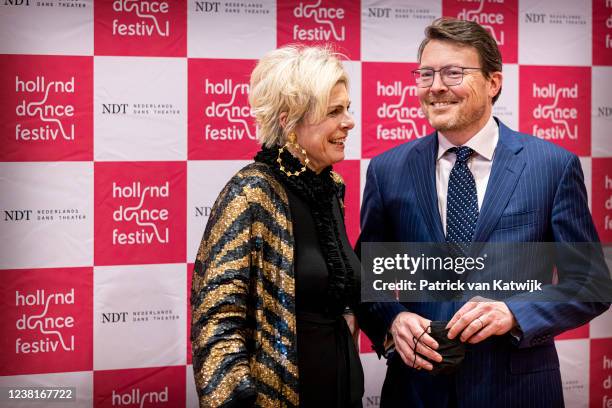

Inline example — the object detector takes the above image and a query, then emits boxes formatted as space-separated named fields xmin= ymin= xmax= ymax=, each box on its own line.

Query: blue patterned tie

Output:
xmin=446 ymin=146 xmax=478 ymax=252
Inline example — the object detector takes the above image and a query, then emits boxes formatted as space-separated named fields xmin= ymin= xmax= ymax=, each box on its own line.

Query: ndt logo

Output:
xmin=111 ymin=181 xmax=170 ymax=246
xmin=444 ymin=0 xmax=518 ymax=63
xmin=520 ymin=66 xmax=590 ymax=156
xmin=14 ymin=75 xmax=75 ymax=142
xmin=278 ymin=0 xmax=359 ymax=59
xmin=375 ymin=81 xmax=428 ymax=141
xmin=15 ymin=289 xmax=76 ymax=355
xmin=110 ymin=0 xmax=170 ymax=37
xmin=203 ymin=78 xmax=254 ymax=141
xmin=363 ymin=63 xmax=432 ymax=158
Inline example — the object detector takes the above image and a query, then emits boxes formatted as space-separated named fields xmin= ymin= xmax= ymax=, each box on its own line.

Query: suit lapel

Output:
xmin=472 ymin=121 xmax=526 ymax=243
xmin=410 ymin=135 xmax=446 ymax=243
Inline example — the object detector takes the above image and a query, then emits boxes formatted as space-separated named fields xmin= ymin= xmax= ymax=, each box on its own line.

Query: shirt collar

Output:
xmin=436 ymin=115 xmax=498 ymax=161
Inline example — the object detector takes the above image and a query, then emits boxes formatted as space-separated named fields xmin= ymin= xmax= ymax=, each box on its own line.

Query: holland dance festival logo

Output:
xmin=531 ymin=82 xmax=579 ymax=141
xmin=110 ymin=0 xmax=170 ymax=37
xmin=291 ymin=0 xmax=347 ymax=42
xmin=15 ymin=288 xmax=76 ymax=355
xmin=520 ymin=66 xmax=589 ymax=156
xmin=203 ymin=78 xmax=255 ymax=142
xmin=445 ymin=0 xmax=517 ymax=63
xmin=375 ymin=80 xmax=428 ymax=141
xmin=111 ymin=181 xmax=170 ymax=246
xmin=15 ymin=75 xmax=75 ymax=142
xmin=454 ymin=0 xmax=506 ymax=45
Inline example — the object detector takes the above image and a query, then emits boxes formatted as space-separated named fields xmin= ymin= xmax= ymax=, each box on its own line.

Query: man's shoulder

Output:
xmin=500 ymin=124 xmax=575 ymax=164
xmin=370 ymin=134 xmax=435 ymax=169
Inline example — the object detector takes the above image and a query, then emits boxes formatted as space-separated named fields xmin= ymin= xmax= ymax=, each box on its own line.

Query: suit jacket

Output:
xmin=358 ymin=118 xmax=609 ymax=407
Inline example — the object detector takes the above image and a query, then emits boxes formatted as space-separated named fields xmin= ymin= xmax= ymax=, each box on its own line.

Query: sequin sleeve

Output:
xmin=191 ymin=178 xmax=257 ymax=408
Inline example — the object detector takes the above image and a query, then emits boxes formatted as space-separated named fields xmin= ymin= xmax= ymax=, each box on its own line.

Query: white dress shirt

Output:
xmin=436 ymin=115 xmax=499 ymax=235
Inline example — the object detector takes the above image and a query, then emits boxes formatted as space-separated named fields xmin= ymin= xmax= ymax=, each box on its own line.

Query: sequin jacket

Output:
xmin=191 ymin=162 xmax=345 ymax=408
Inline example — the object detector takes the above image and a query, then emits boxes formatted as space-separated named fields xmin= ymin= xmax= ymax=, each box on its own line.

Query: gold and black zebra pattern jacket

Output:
xmin=191 ymin=162 xmax=345 ymax=408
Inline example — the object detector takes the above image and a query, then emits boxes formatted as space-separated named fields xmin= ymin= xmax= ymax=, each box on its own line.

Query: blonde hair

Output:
xmin=249 ymin=45 xmax=349 ymax=148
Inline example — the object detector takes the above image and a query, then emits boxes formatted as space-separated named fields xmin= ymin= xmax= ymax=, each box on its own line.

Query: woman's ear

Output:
xmin=279 ymin=112 xmax=288 ymax=130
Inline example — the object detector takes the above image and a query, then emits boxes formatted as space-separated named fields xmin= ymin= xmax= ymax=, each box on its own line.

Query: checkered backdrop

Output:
xmin=0 ymin=0 xmax=611 ymax=407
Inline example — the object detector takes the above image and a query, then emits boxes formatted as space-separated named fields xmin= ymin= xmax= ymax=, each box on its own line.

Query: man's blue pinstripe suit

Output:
xmin=358 ymin=118 xmax=610 ymax=407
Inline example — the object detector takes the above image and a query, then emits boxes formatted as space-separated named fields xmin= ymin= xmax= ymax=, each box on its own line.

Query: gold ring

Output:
xmin=476 ymin=317 xmax=484 ymax=329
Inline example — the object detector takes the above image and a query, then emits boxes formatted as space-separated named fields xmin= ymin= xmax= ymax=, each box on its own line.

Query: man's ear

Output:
xmin=489 ymin=71 xmax=503 ymax=100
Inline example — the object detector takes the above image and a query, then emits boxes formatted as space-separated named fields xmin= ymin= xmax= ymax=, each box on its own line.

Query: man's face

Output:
xmin=417 ymin=40 xmax=501 ymax=140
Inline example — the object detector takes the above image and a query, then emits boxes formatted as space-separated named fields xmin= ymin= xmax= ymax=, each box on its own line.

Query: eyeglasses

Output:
xmin=412 ymin=66 xmax=482 ymax=88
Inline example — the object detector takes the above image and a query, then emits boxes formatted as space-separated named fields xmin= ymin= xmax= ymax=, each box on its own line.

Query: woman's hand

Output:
xmin=343 ymin=313 xmax=360 ymax=348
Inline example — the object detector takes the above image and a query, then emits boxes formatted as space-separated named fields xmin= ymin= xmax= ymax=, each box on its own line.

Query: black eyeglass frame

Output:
xmin=411 ymin=66 xmax=483 ymax=88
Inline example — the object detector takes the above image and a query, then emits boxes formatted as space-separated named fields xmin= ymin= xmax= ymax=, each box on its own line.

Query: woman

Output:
xmin=191 ymin=45 xmax=363 ymax=407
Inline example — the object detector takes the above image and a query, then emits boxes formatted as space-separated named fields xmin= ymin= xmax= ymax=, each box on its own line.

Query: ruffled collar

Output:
xmin=254 ymin=146 xmax=357 ymax=315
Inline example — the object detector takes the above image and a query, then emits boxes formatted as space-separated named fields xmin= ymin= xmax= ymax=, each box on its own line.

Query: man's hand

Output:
xmin=390 ymin=311 xmax=442 ymax=370
xmin=446 ymin=296 xmax=517 ymax=344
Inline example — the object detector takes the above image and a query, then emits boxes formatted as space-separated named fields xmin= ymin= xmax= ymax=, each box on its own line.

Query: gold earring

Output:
xmin=277 ymin=132 xmax=309 ymax=177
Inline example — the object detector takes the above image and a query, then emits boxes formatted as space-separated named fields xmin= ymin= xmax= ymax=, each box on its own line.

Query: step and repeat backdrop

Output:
xmin=0 ymin=0 xmax=611 ymax=407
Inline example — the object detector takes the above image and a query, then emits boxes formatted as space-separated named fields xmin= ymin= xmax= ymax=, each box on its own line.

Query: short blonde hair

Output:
xmin=249 ymin=45 xmax=349 ymax=148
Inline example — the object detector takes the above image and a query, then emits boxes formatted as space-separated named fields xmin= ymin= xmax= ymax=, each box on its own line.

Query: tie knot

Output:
xmin=449 ymin=146 xmax=474 ymax=163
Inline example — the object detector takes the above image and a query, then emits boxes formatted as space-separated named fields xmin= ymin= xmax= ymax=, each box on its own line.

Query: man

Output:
xmin=358 ymin=18 xmax=609 ymax=407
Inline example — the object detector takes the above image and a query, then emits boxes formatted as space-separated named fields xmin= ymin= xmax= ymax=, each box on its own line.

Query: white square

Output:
xmin=94 ymin=263 xmax=187 ymax=370
xmin=0 ymin=1 xmax=93 ymax=56
xmin=0 ymin=162 xmax=93 ymax=269
xmin=186 ymin=365 xmax=199 ymax=408
xmin=344 ymin=61 xmax=362 ymax=160
xmin=360 ymin=158 xmax=371 ymax=206
xmin=360 ymin=352 xmax=387 ymax=407
xmin=0 ymin=371 xmax=93 ymax=408
xmin=579 ymin=157 xmax=592 ymax=210
xmin=187 ymin=160 xmax=250 ymax=263
xmin=361 ymin=0 xmax=440 ymax=62
xmin=519 ymin=0 xmax=592 ymax=66
xmin=556 ymin=339 xmax=589 ymax=408
xmin=493 ymin=64 xmax=519 ymax=131
xmin=590 ymin=292 xmax=612 ymax=339
xmin=94 ymin=57 xmax=187 ymax=161
xmin=592 ymin=67 xmax=612 ymax=158
xmin=187 ymin=0 xmax=276 ymax=59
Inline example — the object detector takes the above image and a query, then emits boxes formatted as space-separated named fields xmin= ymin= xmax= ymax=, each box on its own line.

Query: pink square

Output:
xmin=188 ymin=58 xmax=259 ymax=160
xmin=519 ymin=65 xmax=591 ymax=157
xmin=0 ymin=55 xmax=93 ymax=161
xmin=94 ymin=0 xmax=186 ymax=57
xmin=362 ymin=62 xmax=433 ymax=158
xmin=94 ymin=366 xmax=186 ymax=407
xmin=593 ymin=0 xmax=612 ymax=66
xmin=592 ymin=158 xmax=612 ymax=243
xmin=590 ymin=338 xmax=612 ymax=408
xmin=94 ymin=162 xmax=187 ymax=266
xmin=277 ymin=0 xmax=361 ymax=60
xmin=443 ymin=0 xmax=518 ymax=63
xmin=0 ymin=267 xmax=93 ymax=376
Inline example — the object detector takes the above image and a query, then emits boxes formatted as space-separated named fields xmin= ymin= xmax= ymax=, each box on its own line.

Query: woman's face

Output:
xmin=293 ymin=83 xmax=354 ymax=173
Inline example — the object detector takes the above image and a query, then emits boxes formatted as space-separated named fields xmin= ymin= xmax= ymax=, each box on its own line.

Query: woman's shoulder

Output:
xmin=225 ymin=162 xmax=288 ymax=203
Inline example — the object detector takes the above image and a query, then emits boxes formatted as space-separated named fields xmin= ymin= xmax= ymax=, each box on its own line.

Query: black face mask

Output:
xmin=414 ymin=320 xmax=466 ymax=375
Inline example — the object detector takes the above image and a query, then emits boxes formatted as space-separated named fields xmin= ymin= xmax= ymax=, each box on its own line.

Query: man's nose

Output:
xmin=430 ymin=71 xmax=448 ymax=93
